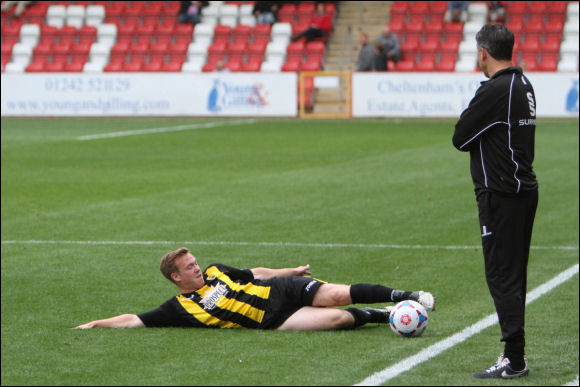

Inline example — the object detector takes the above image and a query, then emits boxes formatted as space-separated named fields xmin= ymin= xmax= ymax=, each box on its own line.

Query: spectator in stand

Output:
xmin=291 ymin=2 xmax=332 ymax=42
xmin=178 ymin=1 xmax=208 ymax=26
xmin=488 ymin=1 xmax=506 ymax=23
xmin=444 ymin=1 xmax=469 ymax=23
xmin=373 ymin=41 xmax=388 ymax=71
xmin=355 ymin=32 xmax=375 ymax=71
xmin=376 ymin=25 xmax=401 ymax=63
xmin=214 ymin=59 xmax=230 ymax=72
xmin=253 ymin=1 xmax=280 ymax=25
xmin=1 ymin=1 xmax=32 ymax=18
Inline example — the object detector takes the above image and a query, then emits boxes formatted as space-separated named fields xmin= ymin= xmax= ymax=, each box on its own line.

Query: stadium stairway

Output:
xmin=324 ymin=1 xmax=390 ymax=71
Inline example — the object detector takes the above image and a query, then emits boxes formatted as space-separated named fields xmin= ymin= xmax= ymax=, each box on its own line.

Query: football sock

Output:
xmin=345 ymin=308 xmax=387 ymax=328
xmin=505 ymin=352 xmax=526 ymax=371
xmin=508 ymin=357 xmax=525 ymax=371
xmin=392 ymin=290 xmax=413 ymax=302
xmin=350 ymin=283 xmax=412 ymax=304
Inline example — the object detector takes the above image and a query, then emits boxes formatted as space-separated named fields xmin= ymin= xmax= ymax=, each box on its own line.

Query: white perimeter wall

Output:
xmin=1 ymin=72 xmax=297 ymax=117
xmin=1 ymin=72 xmax=578 ymax=117
xmin=353 ymin=72 xmax=579 ymax=118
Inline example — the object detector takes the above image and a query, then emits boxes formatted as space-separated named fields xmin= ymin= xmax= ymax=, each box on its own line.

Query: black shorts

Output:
xmin=261 ymin=276 xmax=325 ymax=329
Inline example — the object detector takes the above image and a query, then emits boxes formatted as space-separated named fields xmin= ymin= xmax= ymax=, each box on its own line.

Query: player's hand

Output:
xmin=295 ymin=264 xmax=311 ymax=277
xmin=74 ymin=321 xmax=97 ymax=329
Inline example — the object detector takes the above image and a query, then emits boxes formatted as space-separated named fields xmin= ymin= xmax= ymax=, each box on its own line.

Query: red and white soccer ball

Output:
xmin=389 ymin=300 xmax=429 ymax=338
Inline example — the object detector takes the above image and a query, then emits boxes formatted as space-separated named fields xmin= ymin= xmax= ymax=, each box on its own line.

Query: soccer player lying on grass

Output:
xmin=75 ymin=247 xmax=435 ymax=330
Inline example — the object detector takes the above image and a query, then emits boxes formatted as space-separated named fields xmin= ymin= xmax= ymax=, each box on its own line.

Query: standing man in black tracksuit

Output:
xmin=453 ymin=24 xmax=538 ymax=379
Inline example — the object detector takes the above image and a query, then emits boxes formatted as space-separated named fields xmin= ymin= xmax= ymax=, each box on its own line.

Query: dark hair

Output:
xmin=475 ymin=24 xmax=514 ymax=61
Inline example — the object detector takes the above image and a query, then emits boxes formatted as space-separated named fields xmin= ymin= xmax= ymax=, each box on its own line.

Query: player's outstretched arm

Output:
xmin=75 ymin=313 xmax=145 ymax=329
xmin=251 ymin=264 xmax=311 ymax=280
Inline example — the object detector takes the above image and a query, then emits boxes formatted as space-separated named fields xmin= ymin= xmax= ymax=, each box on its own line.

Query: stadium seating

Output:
xmin=1 ymin=0 xmax=576 ymax=79
xmin=0 ymin=0 xmax=336 ymax=79
xmin=386 ymin=0 xmax=579 ymax=73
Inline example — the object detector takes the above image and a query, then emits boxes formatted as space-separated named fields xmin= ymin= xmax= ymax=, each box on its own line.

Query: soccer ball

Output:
xmin=389 ymin=300 xmax=429 ymax=338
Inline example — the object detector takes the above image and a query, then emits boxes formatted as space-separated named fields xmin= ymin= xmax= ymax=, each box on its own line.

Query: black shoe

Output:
xmin=361 ymin=306 xmax=393 ymax=324
xmin=473 ymin=354 xmax=529 ymax=379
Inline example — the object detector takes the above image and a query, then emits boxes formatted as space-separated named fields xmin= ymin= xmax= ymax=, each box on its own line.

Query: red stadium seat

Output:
xmin=395 ymin=60 xmax=415 ymax=71
xmin=52 ymin=42 xmax=71 ymax=63
xmin=202 ymin=62 xmax=217 ymax=72
xmin=282 ymin=60 xmax=301 ymax=72
xmin=520 ymin=37 xmax=540 ymax=55
xmin=150 ymin=41 xmax=168 ymax=62
xmin=143 ymin=62 xmax=162 ymax=72
xmin=429 ymin=1 xmax=447 ymax=17
xmin=143 ymin=3 xmax=162 ymax=25
xmin=253 ymin=24 xmax=271 ymax=38
xmin=162 ymin=61 xmax=183 ymax=72
xmin=528 ymin=1 xmax=548 ymax=16
xmin=424 ymin=20 xmax=444 ymax=35
xmin=419 ymin=40 xmax=439 ymax=54
xmin=174 ymin=24 xmax=194 ymax=40
xmin=104 ymin=61 xmax=123 ymax=72
xmin=389 ymin=1 xmax=408 ymax=18
xmin=64 ymin=62 xmax=84 ymax=72
xmin=286 ymin=41 xmax=305 ymax=59
xmin=111 ymin=41 xmax=130 ymax=61
xmin=214 ymin=24 xmax=232 ymax=40
xmin=45 ymin=62 xmax=64 ymax=72
xmin=541 ymin=39 xmax=561 ymax=56
xmin=547 ymin=1 xmax=568 ymax=15
xmin=71 ymin=42 xmax=91 ymax=62
xmin=306 ymin=41 xmax=325 ymax=56
xmin=247 ymin=41 xmax=267 ymax=59
xmin=136 ymin=24 xmax=155 ymax=38
xmin=401 ymin=39 xmax=419 ymax=54
xmin=278 ymin=3 xmax=296 ymax=22
xmin=26 ymin=62 xmax=45 ymax=72
xmin=440 ymin=37 xmax=460 ymax=54
xmin=301 ymin=60 xmax=321 ymax=72
xmin=444 ymin=22 xmax=463 ymax=39
xmin=168 ymin=42 xmax=188 ymax=62
xmin=156 ymin=23 xmax=175 ymax=39
xmin=388 ymin=19 xmax=405 ymax=35
xmin=227 ymin=44 xmax=245 ymax=63
xmin=123 ymin=62 xmax=142 ymax=72
xmin=241 ymin=61 xmax=261 ymax=72
xmin=234 ymin=24 xmax=252 ymax=38
xmin=506 ymin=1 xmax=527 ymax=16
xmin=225 ymin=61 xmax=241 ymax=72
xmin=436 ymin=58 xmax=456 ymax=72
xmin=130 ymin=41 xmax=149 ymax=55
xmin=409 ymin=1 xmax=429 ymax=16
xmin=405 ymin=20 xmax=424 ymax=37
xmin=124 ymin=2 xmax=144 ymax=25
xmin=208 ymin=42 xmax=227 ymax=58
xmin=33 ymin=42 xmax=52 ymax=62
xmin=416 ymin=60 xmax=435 ymax=72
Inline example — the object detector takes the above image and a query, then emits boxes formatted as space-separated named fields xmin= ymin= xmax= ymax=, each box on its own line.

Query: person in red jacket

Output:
xmin=291 ymin=2 xmax=332 ymax=42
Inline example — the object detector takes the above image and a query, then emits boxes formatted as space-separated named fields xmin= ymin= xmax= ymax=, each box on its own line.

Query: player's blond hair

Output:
xmin=160 ymin=247 xmax=190 ymax=283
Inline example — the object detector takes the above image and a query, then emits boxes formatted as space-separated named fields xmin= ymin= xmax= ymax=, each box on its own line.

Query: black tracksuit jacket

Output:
xmin=453 ymin=66 xmax=538 ymax=195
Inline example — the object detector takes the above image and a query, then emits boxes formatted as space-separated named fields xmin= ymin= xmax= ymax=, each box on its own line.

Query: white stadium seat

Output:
xmin=66 ymin=5 xmax=86 ymax=28
xmin=46 ymin=5 xmax=66 ymax=28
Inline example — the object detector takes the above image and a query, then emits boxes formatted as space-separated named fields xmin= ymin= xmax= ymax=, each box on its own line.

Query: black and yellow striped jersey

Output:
xmin=138 ymin=264 xmax=277 ymax=329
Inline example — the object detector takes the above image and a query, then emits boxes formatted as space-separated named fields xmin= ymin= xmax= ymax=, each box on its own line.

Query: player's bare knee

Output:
xmin=318 ymin=285 xmax=350 ymax=306
xmin=332 ymin=310 xmax=355 ymax=329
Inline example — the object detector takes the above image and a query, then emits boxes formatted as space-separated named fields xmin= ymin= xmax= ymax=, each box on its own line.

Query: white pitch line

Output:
xmin=564 ymin=375 xmax=579 ymax=386
xmin=354 ymin=263 xmax=580 ymax=386
xmin=0 ymin=239 xmax=578 ymax=251
xmin=76 ymin=119 xmax=256 ymax=140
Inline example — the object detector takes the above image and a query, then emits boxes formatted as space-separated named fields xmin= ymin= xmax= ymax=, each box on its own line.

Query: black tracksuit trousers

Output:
xmin=476 ymin=188 xmax=538 ymax=363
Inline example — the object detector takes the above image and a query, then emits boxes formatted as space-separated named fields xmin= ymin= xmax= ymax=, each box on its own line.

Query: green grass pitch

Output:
xmin=1 ymin=117 xmax=578 ymax=385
